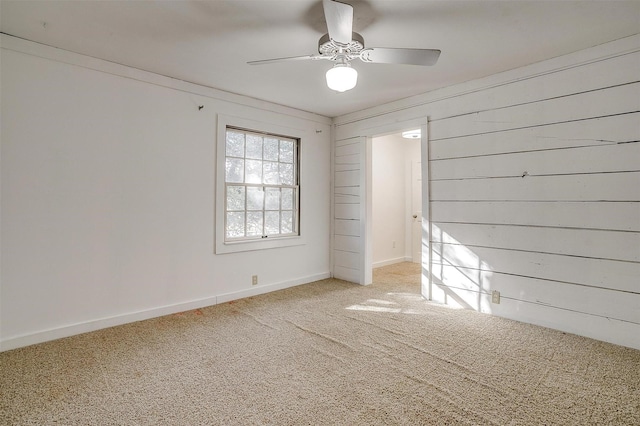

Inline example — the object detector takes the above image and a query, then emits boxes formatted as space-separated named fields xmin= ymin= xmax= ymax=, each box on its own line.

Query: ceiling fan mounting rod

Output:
xmin=334 ymin=55 xmax=349 ymax=65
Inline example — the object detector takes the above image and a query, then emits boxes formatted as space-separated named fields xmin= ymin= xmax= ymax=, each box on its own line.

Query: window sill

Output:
xmin=215 ymin=234 xmax=305 ymax=254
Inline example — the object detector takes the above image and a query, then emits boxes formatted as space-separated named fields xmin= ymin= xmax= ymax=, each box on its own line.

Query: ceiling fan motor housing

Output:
xmin=318 ymin=32 xmax=365 ymax=59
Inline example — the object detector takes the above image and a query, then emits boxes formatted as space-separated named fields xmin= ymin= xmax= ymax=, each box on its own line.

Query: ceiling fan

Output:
xmin=248 ymin=0 xmax=441 ymax=92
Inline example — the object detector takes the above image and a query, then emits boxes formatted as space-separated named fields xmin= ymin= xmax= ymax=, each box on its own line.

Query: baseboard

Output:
xmin=0 ymin=271 xmax=331 ymax=353
xmin=216 ymin=272 xmax=331 ymax=304
xmin=372 ymin=257 xmax=411 ymax=269
xmin=0 ymin=295 xmax=220 ymax=353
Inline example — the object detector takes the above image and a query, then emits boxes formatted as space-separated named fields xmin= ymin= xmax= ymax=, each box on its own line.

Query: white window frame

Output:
xmin=215 ymin=114 xmax=307 ymax=254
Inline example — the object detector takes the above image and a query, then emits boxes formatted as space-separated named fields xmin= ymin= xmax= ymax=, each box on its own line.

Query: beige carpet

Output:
xmin=1 ymin=262 xmax=639 ymax=425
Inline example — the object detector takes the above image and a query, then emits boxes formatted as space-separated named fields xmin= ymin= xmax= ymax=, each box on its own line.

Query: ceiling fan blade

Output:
xmin=322 ymin=0 xmax=353 ymax=45
xmin=248 ymin=54 xmax=322 ymax=65
xmin=360 ymin=48 xmax=441 ymax=66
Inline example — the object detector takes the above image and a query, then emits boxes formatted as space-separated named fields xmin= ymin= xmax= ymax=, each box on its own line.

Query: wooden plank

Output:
xmin=431 ymin=172 xmax=640 ymax=202
xmin=335 ymin=170 xmax=359 ymax=187
xmin=335 ymin=39 xmax=640 ymax=134
xmin=431 ymin=259 xmax=490 ymax=294
xmin=431 ymin=262 xmax=640 ymax=323
xmin=334 ymin=250 xmax=360 ymax=269
xmin=334 ymin=204 xmax=359 ymax=220
xmin=336 ymin=144 xmax=361 ymax=157
xmin=430 ymin=280 xmax=491 ymax=312
xmin=430 ymin=244 xmax=490 ymax=285
xmin=334 ymin=235 xmax=360 ymax=253
xmin=429 ymin=51 xmax=640 ymax=122
xmin=488 ymin=272 xmax=640 ymax=325
xmin=431 ymin=201 xmax=640 ymax=232
xmin=430 ymin=83 xmax=640 ymax=140
xmin=334 ymin=194 xmax=359 ymax=204
xmin=490 ymin=297 xmax=640 ymax=350
xmin=334 ymin=219 xmax=360 ymax=237
xmin=431 ymin=142 xmax=640 ymax=180
xmin=334 ymin=265 xmax=359 ymax=283
xmin=430 ymin=112 xmax=640 ymax=160
xmin=335 ymin=163 xmax=359 ymax=172
xmin=334 ymin=186 xmax=360 ymax=196
xmin=432 ymin=222 xmax=640 ymax=262
xmin=335 ymin=137 xmax=360 ymax=148
xmin=431 ymin=244 xmax=639 ymax=294
xmin=335 ymin=153 xmax=360 ymax=165
xmin=334 ymin=195 xmax=358 ymax=204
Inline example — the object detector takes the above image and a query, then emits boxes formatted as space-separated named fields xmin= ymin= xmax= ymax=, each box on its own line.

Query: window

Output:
xmin=223 ymin=127 xmax=300 ymax=243
xmin=215 ymin=115 xmax=307 ymax=254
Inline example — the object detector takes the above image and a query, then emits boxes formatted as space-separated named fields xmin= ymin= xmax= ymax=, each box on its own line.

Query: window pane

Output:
xmin=226 ymin=212 xmax=245 ymax=238
xmin=264 ymin=161 xmax=279 ymax=184
xmin=281 ymin=210 xmax=293 ymax=234
xmin=281 ymin=188 xmax=293 ymax=210
xmin=279 ymin=140 xmax=294 ymax=163
xmin=225 ymin=158 xmax=244 ymax=183
xmin=265 ymin=188 xmax=280 ymax=210
xmin=226 ymin=186 xmax=245 ymax=211
xmin=223 ymin=127 xmax=299 ymax=244
xmin=265 ymin=211 xmax=280 ymax=235
xmin=246 ymin=212 xmax=263 ymax=236
xmin=247 ymin=187 xmax=264 ymax=210
xmin=245 ymin=159 xmax=263 ymax=184
xmin=226 ymin=131 xmax=245 ymax=157
xmin=264 ymin=138 xmax=279 ymax=161
xmin=279 ymin=163 xmax=294 ymax=185
xmin=246 ymin=134 xmax=263 ymax=159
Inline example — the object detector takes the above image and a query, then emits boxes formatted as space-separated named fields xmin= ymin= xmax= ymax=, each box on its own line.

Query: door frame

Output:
xmin=347 ymin=118 xmax=432 ymax=298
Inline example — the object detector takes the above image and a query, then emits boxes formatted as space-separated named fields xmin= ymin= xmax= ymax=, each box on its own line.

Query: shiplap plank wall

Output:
xmin=428 ymin=49 xmax=640 ymax=345
xmin=333 ymin=137 xmax=364 ymax=283
xmin=332 ymin=36 xmax=640 ymax=348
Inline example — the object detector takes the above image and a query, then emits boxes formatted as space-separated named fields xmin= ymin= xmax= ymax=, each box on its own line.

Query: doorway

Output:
xmin=371 ymin=130 xmax=422 ymax=269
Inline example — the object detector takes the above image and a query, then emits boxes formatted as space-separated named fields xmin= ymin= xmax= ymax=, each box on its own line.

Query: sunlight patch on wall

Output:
xmin=428 ymin=224 xmax=495 ymax=314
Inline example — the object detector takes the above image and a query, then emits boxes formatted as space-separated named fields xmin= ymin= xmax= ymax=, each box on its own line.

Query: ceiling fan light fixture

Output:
xmin=248 ymin=0 xmax=441 ymax=97
xmin=326 ymin=62 xmax=358 ymax=92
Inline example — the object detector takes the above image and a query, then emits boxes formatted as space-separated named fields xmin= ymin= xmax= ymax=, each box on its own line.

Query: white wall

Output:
xmin=0 ymin=35 xmax=332 ymax=351
xmin=334 ymin=35 xmax=640 ymax=350
xmin=372 ymin=135 xmax=407 ymax=267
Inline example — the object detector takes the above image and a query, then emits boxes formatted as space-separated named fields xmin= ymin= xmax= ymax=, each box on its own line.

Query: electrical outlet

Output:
xmin=392 ymin=241 xmax=396 ymax=248
xmin=252 ymin=275 xmax=258 ymax=286
xmin=492 ymin=290 xmax=501 ymax=304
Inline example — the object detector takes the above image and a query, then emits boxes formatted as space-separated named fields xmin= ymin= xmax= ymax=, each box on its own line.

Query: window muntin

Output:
xmin=224 ymin=127 xmax=299 ymax=242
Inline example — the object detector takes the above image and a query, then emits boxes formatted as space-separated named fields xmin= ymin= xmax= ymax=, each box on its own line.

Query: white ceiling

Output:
xmin=2 ymin=1 xmax=639 ymax=118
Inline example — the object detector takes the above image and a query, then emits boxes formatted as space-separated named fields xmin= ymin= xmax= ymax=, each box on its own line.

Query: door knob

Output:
xmin=412 ymin=214 xmax=418 ymax=219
